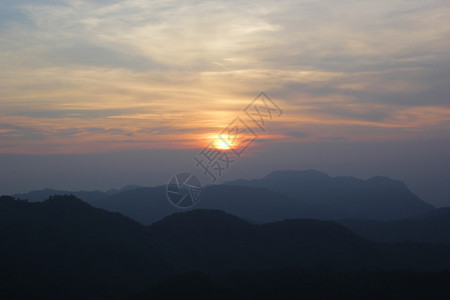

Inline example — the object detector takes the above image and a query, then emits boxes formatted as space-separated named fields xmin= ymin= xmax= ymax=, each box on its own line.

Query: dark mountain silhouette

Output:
xmin=13 ymin=185 xmax=145 ymax=203
xmin=13 ymin=170 xmax=434 ymax=224
xmin=147 ymin=210 xmax=381 ymax=272
xmin=338 ymin=207 xmax=450 ymax=244
xmin=0 ymin=195 xmax=174 ymax=299
xmin=1 ymin=195 xmax=450 ymax=298
xmin=14 ymin=186 xmax=174 ymax=225
xmin=225 ymin=169 xmax=434 ymax=220
xmin=146 ymin=209 xmax=450 ymax=273
xmin=14 ymin=188 xmax=107 ymax=203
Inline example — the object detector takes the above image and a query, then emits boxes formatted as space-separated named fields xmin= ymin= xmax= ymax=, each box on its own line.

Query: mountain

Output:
xmin=225 ymin=169 xmax=434 ymax=220
xmin=12 ymin=170 xmax=435 ymax=224
xmin=1 ymin=195 xmax=450 ymax=298
xmin=89 ymin=186 xmax=177 ymax=225
xmin=104 ymin=184 xmax=145 ymax=196
xmin=14 ymin=188 xmax=108 ymax=203
xmin=89 ymin=184 xmax=338 ymax=225
xmin=147 ymin=210 xmax=381 ymax=272
xmin=13 ymin=185 xmax=146 ymax=203
xmin=13 ymin=186 xmax=173 ymax=225
xmin=338 ymin=207 xmax=450 ymax=244
xmin=0 ymin=195 xmax=174 ymax=299
xmin=147 ymin=209 xmax=450 ymax=273
xmin=196 ymin=184 xmax=342 ymax=222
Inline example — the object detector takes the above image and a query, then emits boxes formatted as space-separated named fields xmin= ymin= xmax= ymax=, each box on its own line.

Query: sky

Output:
xmin=1 ymin=0 xmax=449 ymax=206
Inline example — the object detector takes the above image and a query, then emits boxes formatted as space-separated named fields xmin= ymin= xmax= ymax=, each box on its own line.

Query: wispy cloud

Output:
xmin=0 ymin=0 xmax=449 ymax=154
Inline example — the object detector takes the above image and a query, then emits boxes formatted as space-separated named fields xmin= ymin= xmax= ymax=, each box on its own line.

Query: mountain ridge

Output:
xmin=224 ymin=169 xmax=434 ymax=220
xmin=11 ymin=169 xmax=435 ymax=224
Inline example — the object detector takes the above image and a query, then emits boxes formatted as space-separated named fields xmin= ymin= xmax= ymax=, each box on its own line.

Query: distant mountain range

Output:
xmin=13 ymin=170 xmax=436 ymax=224
xmin=225 ymin=170 xmax=434 ymax=220
xmin=13 ymin=184 xmax=142 ymax=203
xmin=1 ymin=195 xmax=450 ymax=298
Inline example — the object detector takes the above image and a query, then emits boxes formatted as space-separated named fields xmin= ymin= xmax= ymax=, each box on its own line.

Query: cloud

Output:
xmin=7 ymin=108 xmax=148 ymax=119
xmin=318 ymin=136 xmax=347 ymax=141
xmin=0 ymin=123 xmax=46 ymax=141
xmin=285 ymin=131 xmax=310 ymax=138
xmin=0 ymin=0 xmax=449 ymax=154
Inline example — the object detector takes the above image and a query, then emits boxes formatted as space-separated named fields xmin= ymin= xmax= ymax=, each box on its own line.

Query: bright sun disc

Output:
xmin=213 ymin=138 xmax=232 ymax=150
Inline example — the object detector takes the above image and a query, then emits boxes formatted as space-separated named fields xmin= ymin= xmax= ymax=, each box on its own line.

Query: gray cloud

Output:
xmin=0 ymin=123 xmax=46 ymax=141
xmin=318 ymin=136 xmax=347 ymax=141
xmin=7 ymin=108 xmax=148 ymax=119
xmin=285 ymin=131 xmax=310 ymax=138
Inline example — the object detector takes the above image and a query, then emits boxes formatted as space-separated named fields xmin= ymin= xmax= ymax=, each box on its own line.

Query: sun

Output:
xmin=213 ymin=138 xmax=232 ymax=150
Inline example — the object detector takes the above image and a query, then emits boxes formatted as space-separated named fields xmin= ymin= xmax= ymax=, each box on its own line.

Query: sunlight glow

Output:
xmin=213 ymin=137 xmax=233 ymax=150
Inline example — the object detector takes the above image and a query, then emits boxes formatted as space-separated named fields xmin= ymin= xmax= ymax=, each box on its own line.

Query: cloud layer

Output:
xmin=1 ymin=0 xmax=449 ymax=153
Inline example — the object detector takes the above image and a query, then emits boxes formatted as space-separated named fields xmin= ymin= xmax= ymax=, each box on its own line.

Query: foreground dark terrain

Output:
xmin=136 ymin=269 xmax=450 ymax=299
xmin=1 ymin=194 xmax=450 ymax=299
